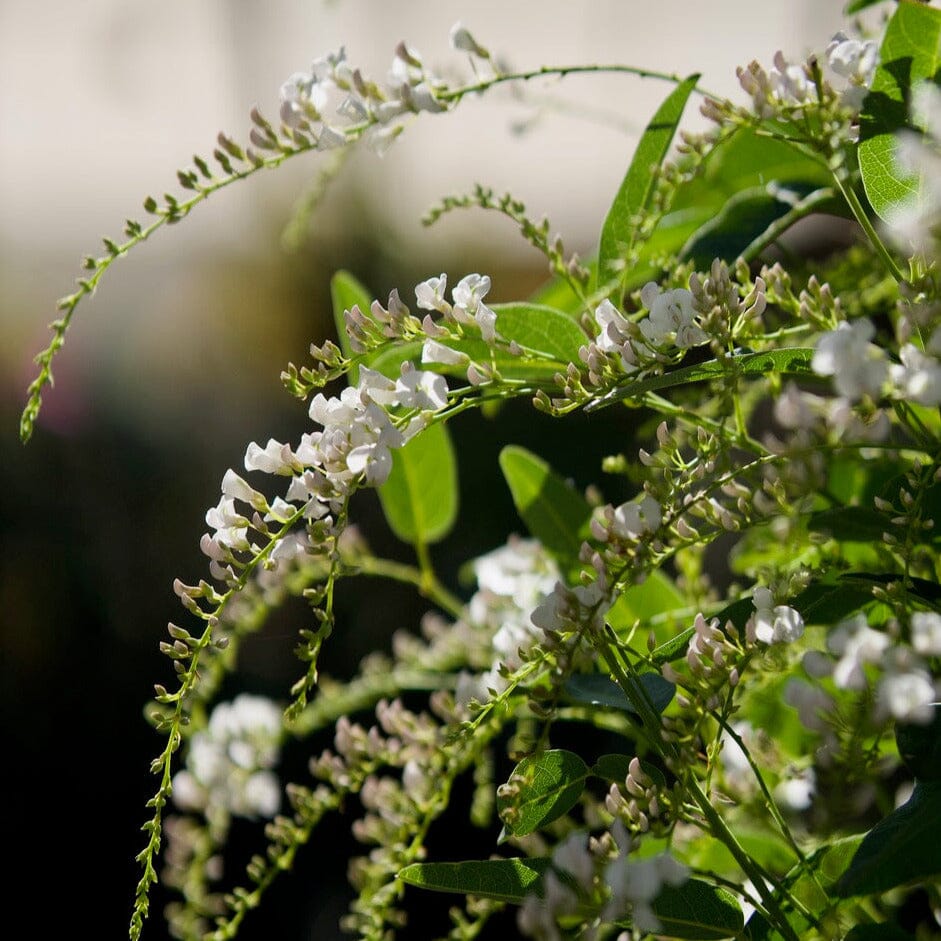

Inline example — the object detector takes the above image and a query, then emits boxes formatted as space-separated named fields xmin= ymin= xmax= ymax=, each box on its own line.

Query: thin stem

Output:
xmin=740 ymin=187 xmax=838 ymax=264
xmin=352 ymin=554 xmax=465 ymax=619
xmin=685 ymin=776 xmax=802 ymax=941
xmin=438 ymin=64 xmax=721 ymax=106
xmin=832 ymin=171 xmax=905 ymax=283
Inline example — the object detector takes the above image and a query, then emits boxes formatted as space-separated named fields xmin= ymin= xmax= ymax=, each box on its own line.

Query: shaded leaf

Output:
xmin=378 ymin=422 xmax=458 ymax=546
xmin=896 ymin=705 xmax=941 ymax=781
xmin=833 ymin=779 xmax=941 ymax=896
xmin=565 ymin=672 xmax=675 ymax=716
xmin=598 ymin=75 xmax=700 ymax=289
xmin=858 ymin=2 xmax=941 ymax=221
xmin=616 ymin=879 xmax=744 ymax=940
xmin=591 ymin=753 xmax=667 ymax=789
xmin=499 ymin=446 xmax=593 ymax=560
xmin=399 ymin=857 xmax=550 ymax=904
xmin=680 ymin=184 xmax=840 ymax=268
xmin=498 ymin=749 xmax=589 ymax=837
xmin=807 ymin=506 xmax=891 ymax=542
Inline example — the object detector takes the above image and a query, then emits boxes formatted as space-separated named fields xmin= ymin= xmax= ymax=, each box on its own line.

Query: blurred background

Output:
xmin=1 ymin=1 xmax=862 ymax=937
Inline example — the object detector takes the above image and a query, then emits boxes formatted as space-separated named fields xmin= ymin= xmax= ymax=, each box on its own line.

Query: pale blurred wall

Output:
xmin=0 ymin=0 xmax=857 ymax=434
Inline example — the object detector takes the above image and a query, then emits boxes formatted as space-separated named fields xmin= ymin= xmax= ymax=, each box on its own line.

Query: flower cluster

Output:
xmin=277 ymin=43 xmax=448 ymax=156
xmin=171 ymin=694 xmax=283 ymax=823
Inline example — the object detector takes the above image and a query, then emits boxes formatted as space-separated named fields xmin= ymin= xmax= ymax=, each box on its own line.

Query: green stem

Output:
xmin=685 ymin=776 xmax=802 ymax=941
xmin=739 ymin=187 xmax=838 ymax=264
xmin=438 ymin=64 xmax=721 ymax=106
xmin=832 ymin=171 xmax=905 ymax=283
xmin=352 ymin=554 xmax=465 ymax=619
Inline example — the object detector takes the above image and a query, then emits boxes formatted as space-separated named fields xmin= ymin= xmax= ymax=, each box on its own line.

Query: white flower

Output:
xmin=828 ymin=613 xmax=890 ymax=690
xmin=912 ymin=611 xmax=941 ymax=656
xmin=172 ymin=694 xmax=283 ymax=819
xmin=890 ymin=344 xmax=941 ymax=405
xmin=415 ymin=274 xmax=450 ymax=313
xmin=451 ymin=273 xmax=498 ymax=341
xmin=244 ymin=438 xmax=299 ymax=475
xmin=449 ymin=22 xmax=489 ymax=58
xmin=769 ymin=51 xmax=810 ymax=103
xmin=610 ymin=494 xmax=661 ymax=540
xmin=812 ymin=319 xmax=888 ymax=400
xmin=751 ymin=587 xmax=805 ymax=645
xmin=395 ymin=363 xmax=449 ymax=410
xmin=604 ymin=851 xmax=689 ymax=934
xmin=774 ymin=767 xmax=816 ymax=812
xmin=879 ymin=665 xmax=937 ymax=724
xmin=421 ymin=339 xmax=468 ymax=366
xmin=594 ymin=298 xmax=632 ymax=353
xmin=639 ymin=283 xmax=705 ymax=348
xmin=826 ymin=32 xmax=879 ymax=110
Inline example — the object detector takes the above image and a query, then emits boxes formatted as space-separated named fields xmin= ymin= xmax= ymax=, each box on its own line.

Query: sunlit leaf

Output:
xmin=499 ymin=445 xmax=593 ymax=560
xmin=858 ymin=2 xmax=941 ymax=221
xmin=598 ymin=75 xmax=700 ymax=290
xmin=378 ymin=422 xmax=458 ymax=546
xmin=399 ymin=857 xmax=551 ymax=904
xmin=497 ymin=749 xmax=589 ymax=837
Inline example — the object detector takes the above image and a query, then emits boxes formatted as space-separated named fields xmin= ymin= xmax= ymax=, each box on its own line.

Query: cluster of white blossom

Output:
xmin=454 ymin=538 xmax=560 ymax=708
xmin=274 ymin=23 xmax=491 ymax=157
xmin=734 ymin=31 xmax=877 ymax=118
xmin=516 ymin=824 xmax=689 ymax=940
xmin=172 ymin=694 xmax=282 ymax=822
xmin=582 ymin=283 xmax=709 ymax=383
xmin=277 ymin=43 xmax=445 ymax=156
xmin=804 ymin=612 xmax=940 ymax=724
xmin=809 ymin=316 xmax=941 ymax=422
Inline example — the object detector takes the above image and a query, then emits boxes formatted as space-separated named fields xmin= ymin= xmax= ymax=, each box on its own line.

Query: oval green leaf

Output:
xmin=597 ymin=74 xmax=700 ymax=291
xmin=378 ymin=422 xmax=458 ymax=546
xmin=498 ymin=749 xmax=589 ymax=838
xmin=499 ymin=445 xmax=593 ymax=560
xmin=833 ymin=779 xmax=941 ymax=897
xmin=858 ymin=2 xmax=941 ymax=222
xmin=491 ymin=301 xmax=586 ymax=365
xmin=616 ymin=879 xmax=743 ymax=940
xmin=330 ymin=270 xmax=373 ymax=383
xmin=399 ymin=857 xmax=551 ymax=904
xmin=565 ymin=672 xmax=675 ymax=716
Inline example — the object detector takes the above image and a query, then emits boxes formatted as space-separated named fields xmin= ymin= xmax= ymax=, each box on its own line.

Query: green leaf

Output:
xmin=378 ymin=422 xmax=458 ymax=546
xmin=617 ymin=879 xmax=743 ymax=940
xmin=490 ymin=302 xmax=586 ymax=365
xmin=565 ymin=672 xmax=675 ymax=716
xmin=846 ymin=0 xmax=891 ymax=13
xmin=621 ymin=127 xmax=831 ymax=291
xmin=399 ymin=857 xmax=551 ymax=904
xmin=858 ymin=1 xmax=941 ymax=221
xmin=607 ymin=570 xmax=686 ymax=628
xmin=497 ymin=749 xmax=589 ymax=837
xmin=330 ymin=270 xmax=373 ymax=383
xmin=896 ymin=704 xmax=941 ymax=781
xmin=650 ymin=627 xmax=696 ymax=664
xmin=597 ymin=74 xmax=700 ymax=290
xmin=584 ymin=349 xmax=816 ymax=412
xmin=807 ymin=506 xmax=891 ymax=542
xmin=680 ymin=185 xmax=839 ymax=268
xmin=499 ymin=445 xmax=593 ymax=559
xmin=591 ymin=753 xmax=667 ymax=788
xmin=844 ymin=926 xmax=916 ymax=941
xmin=833 ymin=779 xmax=941 ymax=897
